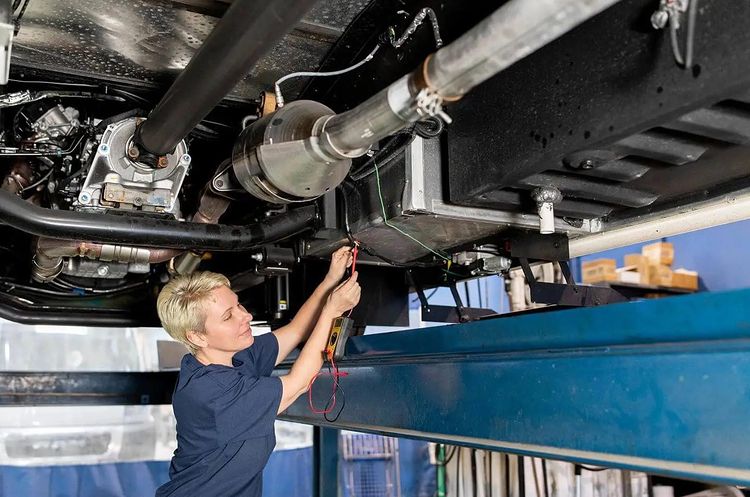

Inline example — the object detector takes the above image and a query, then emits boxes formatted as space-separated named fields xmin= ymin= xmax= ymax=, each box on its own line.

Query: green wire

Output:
xmin=373 ymin=160 xmax=452 ymax=262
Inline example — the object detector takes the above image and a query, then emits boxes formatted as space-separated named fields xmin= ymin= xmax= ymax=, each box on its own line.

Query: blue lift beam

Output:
xmin=279 ymin=289 xmax=750 ymax=486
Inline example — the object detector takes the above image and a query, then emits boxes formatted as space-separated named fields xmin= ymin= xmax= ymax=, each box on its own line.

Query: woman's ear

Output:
xmin=186 ymin=330 xmax=208 ymax=349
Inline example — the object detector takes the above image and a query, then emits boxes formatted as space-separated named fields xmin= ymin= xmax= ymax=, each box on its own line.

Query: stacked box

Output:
xmin=582 ymin=259 xmax=617 ymax=283
xmin=672 ymin=269 xmax=699 ymax=290
xmin=639 ymin=243 xmax=675 ymax=286
xmin=642 ymin=242 xmax=674 ymax=265
xmin=649 ymin=264 xmax=673 ymax=287
xmin=622 ymin=254 xmax=649 ymax=284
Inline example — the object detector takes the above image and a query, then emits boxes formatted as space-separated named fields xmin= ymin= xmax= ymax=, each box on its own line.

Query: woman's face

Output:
xmin=197 ymin=285 xmax=254 ymax=354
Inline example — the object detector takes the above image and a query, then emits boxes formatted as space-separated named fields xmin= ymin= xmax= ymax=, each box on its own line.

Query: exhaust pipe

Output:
xmin=0 ymin=189 xmax=317 ymax=250
xmin=319 ymin=0 xmax=620 ymax=157
xmin=32 ymin=239 xmax=182 ymax=282
xmin=233 ymin=0 xmax=620 ymax=203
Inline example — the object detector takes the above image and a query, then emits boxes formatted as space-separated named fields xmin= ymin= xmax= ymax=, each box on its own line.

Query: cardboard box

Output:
xmin=642 ymin=242 xmax=674 ymax=266
xmin=672 ymin=269 xmax=699 ymax=290
xmin=649 ymin=264 xmax=673 ymax=287
xmin=624 ymin=254 xmax=649 ymax=277
xmin=616 ymin=266 xmax=642 ymax=284
xmin=582 ymin=259 xmax=617 ymax=283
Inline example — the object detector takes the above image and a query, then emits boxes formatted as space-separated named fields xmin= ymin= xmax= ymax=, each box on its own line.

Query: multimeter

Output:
xmin=325 ymin=316 xmax=354 ymax=361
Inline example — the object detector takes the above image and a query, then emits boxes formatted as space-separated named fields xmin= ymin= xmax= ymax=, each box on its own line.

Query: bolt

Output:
xmin=157 ymin=156 xmax=169 ymax=168
xmin=98 ymin=143 xmax=109 ymax=155
xmin=97 ymin=265 xmax=110 ymax=277
xmin=651 ymin=9 xmax=669 ymax=29
xmin=127 ymin=146 xmax=139 ymax=159
xmin=106 ymin=192 xmax=114 ymax=200
xmin=216 ymin=179 xmax=224 ymax=188
xmin=133 ymin=197 xmax=143 ymax=206
xmin=181 ymin=154 xmax=191 ymax=165
xmin=579 ymin=159 xmax=595 ymax=170
xmin=79 ymin=193 xmax=91 ymax=204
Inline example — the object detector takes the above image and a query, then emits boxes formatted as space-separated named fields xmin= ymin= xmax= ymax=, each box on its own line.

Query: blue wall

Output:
xmin=575 ymin=220 xmax=750 ymax=291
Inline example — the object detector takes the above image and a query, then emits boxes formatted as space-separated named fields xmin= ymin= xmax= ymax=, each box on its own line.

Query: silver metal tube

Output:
xmin=568 ymin=190 xmax=750 ymax=257
xmin=426 ymin=0 xmax=619 ymax=99
xmin=321 ymin=0 xmax=619 ymax=159
xmin=320 ymin=75 xmax=412 ymax=158
xmin=31 ymin=238 xmax=181 ymax=282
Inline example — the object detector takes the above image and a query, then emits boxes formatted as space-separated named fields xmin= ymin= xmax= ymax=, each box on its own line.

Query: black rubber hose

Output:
xmin=134 ymin=0 xmax=320 ymax=156
xmin=0 ymin=190 xmax=318 ymax=250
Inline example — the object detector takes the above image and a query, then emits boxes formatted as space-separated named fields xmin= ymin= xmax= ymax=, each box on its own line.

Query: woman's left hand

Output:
xmin=324 ymin=245 xmax=354 ymax=285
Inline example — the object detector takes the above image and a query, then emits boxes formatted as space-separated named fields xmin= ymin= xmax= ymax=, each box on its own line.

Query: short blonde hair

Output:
xmin=157 ymin=271 xmax=230 ymax=354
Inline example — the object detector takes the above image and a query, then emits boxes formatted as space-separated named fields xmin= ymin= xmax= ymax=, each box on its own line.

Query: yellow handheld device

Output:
xmin=325 ymin=316 xmax=354 ymax=361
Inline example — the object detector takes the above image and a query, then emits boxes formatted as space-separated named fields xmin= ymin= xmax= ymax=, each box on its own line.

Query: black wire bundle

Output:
xmin=322 ymin=364 xmax=346 ymax=423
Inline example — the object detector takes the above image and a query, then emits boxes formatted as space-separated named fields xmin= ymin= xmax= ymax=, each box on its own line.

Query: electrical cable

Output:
xmin=13 ymin=0 xmax=30 ymax=33
xmin=20 ymin=167 xmax=54 ymax=194
xmin=307 ymin=350 xmax=348 ymax=417
xmin=0 ymin=132 xmax=86 ymax=157
xmin=338 ymin=180 xmax=445 ymax=268
xmin=52 ymin=277 xmax=148 ymax=295
xmin=668 ymin=0 xmax=699 ymax=69
xmin=414 ymin=116 xmax=444 ymax=138
xmin=345 ymin=244 xmax=359 ymax=318
xmin=275 ymin=45 xmax=381 ymax=107
xmin=323 ymin=373 xmax=346 ymax=422
xmin=349 ymin=129 xmax=415 ymax=182
xmin=373 ymin=160 xmax=451 ymax=262
xmin=0 ymin=278 xmax=77 ymax=297
xmin=277 ymin=8 xmax=443 ymax=108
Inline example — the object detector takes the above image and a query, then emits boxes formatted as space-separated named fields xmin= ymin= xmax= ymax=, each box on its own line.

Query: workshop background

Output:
xmin=0 ymin=219 xmax=747 ymax=497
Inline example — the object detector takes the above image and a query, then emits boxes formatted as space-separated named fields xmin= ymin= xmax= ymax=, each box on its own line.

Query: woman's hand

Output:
xmin=324 ymin=245 xmax=354 ymax=285
xmin=327 ymin=271 xmax=361 ymax=315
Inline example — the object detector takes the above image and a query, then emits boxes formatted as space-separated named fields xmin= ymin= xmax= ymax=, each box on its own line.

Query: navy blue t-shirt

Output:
xmin=155 ymin=333 xmax=282 ymax=497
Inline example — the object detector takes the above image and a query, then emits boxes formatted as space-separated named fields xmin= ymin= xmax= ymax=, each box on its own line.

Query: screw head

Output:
xmin=579 ymin=159 xmax=595 ymax=170
xmin=106 ymin=192 xmax=114 ymax=200
xmin=79 ymin=193 xmax=91 ymax=204
xmin=157 ymin=156 xmax=169 ymax=168
xmin=216 ymin=179 xmax=224 ymax=188
xmin=97 ymin=265 xmax=110 ymax=277
xmin=127 ymin=146 xmax=139 ymax=159
xmin=98 ymin=143 xmax=109 ymax=154
xmin=181 ymin=154 xmax=191 ymax=164
xmin=133 ymin=197 xmax=144 ymax=206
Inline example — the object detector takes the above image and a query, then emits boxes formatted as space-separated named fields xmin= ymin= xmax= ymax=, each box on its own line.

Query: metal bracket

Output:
xmin=519 ymin=257 xmax=627 ymax=306
xmin=408 ymin=270 xmax=495 ymax=323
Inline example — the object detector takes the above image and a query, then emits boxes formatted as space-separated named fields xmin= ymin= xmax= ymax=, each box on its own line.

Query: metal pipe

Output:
xmin=319 ymin=0 xmax=619 ymax=159
xmin=0 ymin=189 xmax=317 ymax=250
xmin=568 ymin=190 xmax=750 ymax=257
xmin=169 ymin=188 xmax=232 ymax=274
xmin=32 ymin=238 xmax=182 ymax=282
xmin=134 ymin=0 xmax=320 ymax=157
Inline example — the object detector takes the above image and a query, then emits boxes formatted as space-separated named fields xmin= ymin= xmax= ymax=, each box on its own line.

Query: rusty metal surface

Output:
xmin=11 ymin=0 xmax=369 ymax=101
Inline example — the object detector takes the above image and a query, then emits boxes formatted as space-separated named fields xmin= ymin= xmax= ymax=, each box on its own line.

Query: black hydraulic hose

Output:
xmin=0 ymin=190 xmax=318 ymax=250
xmin=134 ymin=0 xmax=320 ymax=157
